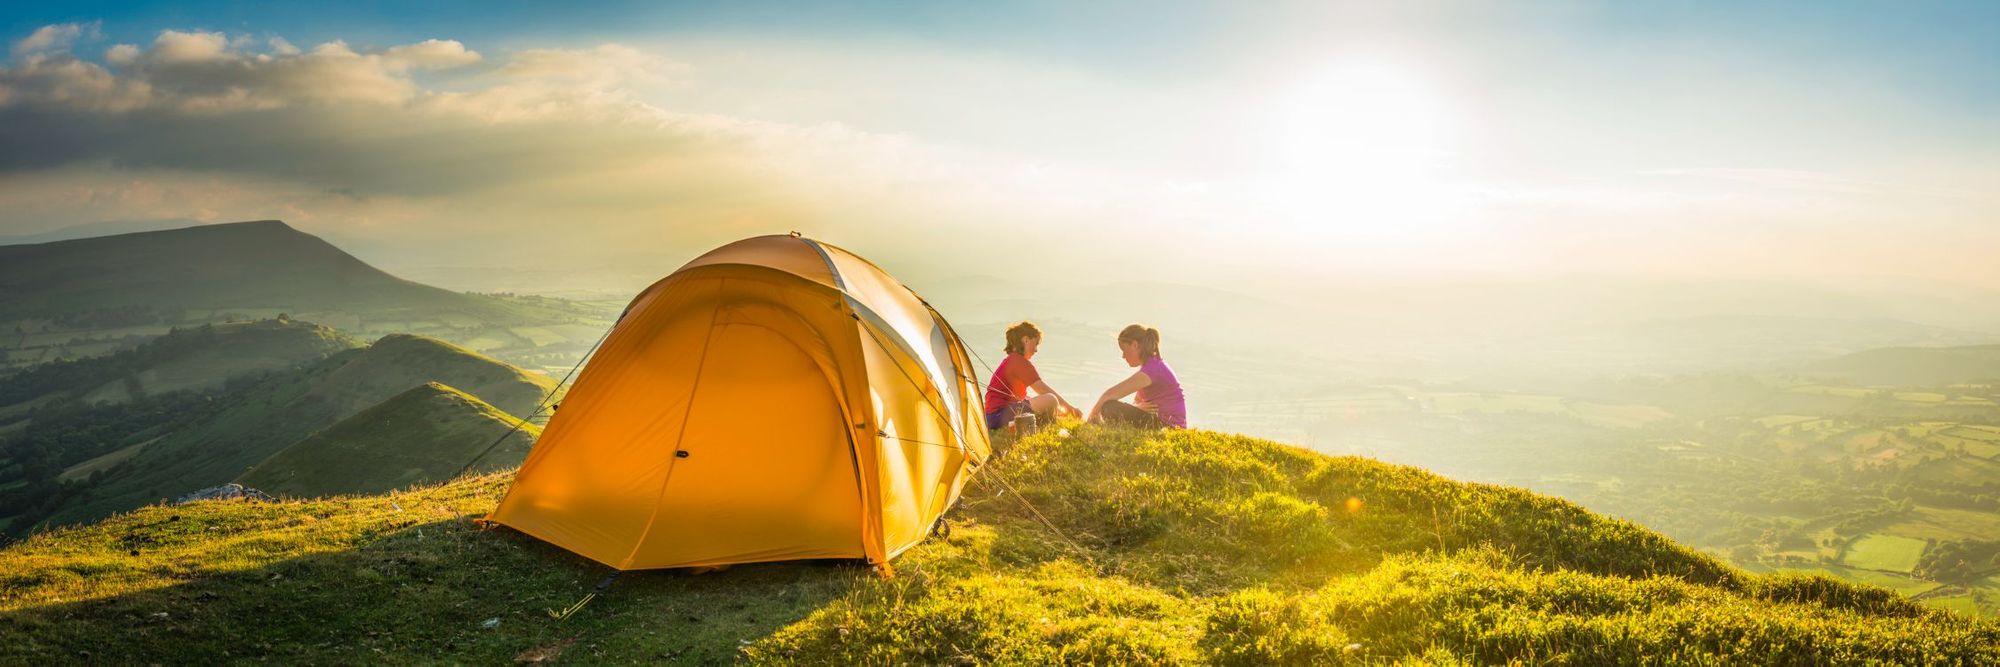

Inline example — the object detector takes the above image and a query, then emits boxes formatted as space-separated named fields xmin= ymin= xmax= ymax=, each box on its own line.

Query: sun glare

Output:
xmin=1264 ymin=58 xmax=1457 ymax=231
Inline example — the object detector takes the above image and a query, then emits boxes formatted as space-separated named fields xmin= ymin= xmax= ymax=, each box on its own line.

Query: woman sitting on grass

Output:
xmin=1087 ymin=324 xmax=1187 ymax=429
xmin=983 ymin=321 xmax=1081 ymax=430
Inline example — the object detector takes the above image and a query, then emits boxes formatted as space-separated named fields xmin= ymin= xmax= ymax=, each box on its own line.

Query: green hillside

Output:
xmin=2 ymin=425 xmax=1991 ymax=663
xmin=0 ymin=319 xmax=363 ymax=539
xmin=28 ymin=335 xmax=556 ymax=531
xmin=301 ymin=334 xmax=555 ymax=418
xmin=240 ymin=382 xmax=540 ymax=498
xmin=0 ymin=318 xmax=359 ymax=411
xmin=0 ymin=220 xmax=615 ymax=373
xmin=1804 ymin=344 xmax=2000 ymax=386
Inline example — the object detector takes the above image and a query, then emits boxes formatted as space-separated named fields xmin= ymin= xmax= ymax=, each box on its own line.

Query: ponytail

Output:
xmin=1118 ymin=324 xmax=1161 ymax=358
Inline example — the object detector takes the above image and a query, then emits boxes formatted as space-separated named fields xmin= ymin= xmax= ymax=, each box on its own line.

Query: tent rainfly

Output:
xmin=484 ymin=234 xmax=990 ymax=573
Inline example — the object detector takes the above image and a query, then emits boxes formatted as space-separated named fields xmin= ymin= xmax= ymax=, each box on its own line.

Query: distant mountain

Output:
xmin=239 ymin=382 xmax=539 ymax=498
xmin=32 ymin=334 xmax=555 ymax=530
xmin=0 ymin=219 xmax=614 ymax=373
xmin=0 ymin=219 xmax=203 ymax=246
xmin=1802 ymin=344 xmax=2000 ymax=386
xmin=0 ymin=219 xmax=505 ymax=319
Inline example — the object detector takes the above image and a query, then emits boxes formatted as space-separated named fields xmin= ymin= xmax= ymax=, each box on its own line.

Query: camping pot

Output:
xmin=1013 ymin=411 xmax=1039 ymax=435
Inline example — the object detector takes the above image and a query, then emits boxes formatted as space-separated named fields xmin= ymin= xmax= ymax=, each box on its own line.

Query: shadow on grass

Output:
xmin=0 ymin=516 xmax=873 ymax=663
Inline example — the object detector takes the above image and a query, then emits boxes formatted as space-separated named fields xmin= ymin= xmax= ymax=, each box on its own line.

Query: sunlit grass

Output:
xmin=3 ymin=424 xmax=1995 ymax=662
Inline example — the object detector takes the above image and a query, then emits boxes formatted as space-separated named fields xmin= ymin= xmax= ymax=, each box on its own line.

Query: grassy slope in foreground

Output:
xmin=2 ymin=425 xmax=1994 ymax=664
xmin=239 ymin=382 xmax=540 ymax=498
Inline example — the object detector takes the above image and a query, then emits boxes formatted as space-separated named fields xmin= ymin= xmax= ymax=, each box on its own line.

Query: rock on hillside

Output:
xmin=240 ymin=382 xmax=540 ymax=498
xmin=0 ymin=425 xmax=1991 ymax=663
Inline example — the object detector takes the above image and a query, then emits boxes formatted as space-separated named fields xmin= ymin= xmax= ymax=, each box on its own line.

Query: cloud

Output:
xmin=0 ymin=53 xmax=151 ymax=112
xmin=382 ymin=39 xmax=481 ymax=70
xmin=12 ymin=22 xmax=98 ymax=56
xmin=0 ymin=30 xmax=675 ymax=116
xmin=1 ymin=33 xmax=492 ymax=117
xmin=105 ymin=43 xmax=141 ymax=65
xmin=0 ymin=26 xmax=892 ymax=200
xmin=148 ymin=29 xmax=230 ymax=64
xmin=0 ymin=24 xmax=1031 ymax=274
xmin=499 ymin=44 xmax=683 ymax=86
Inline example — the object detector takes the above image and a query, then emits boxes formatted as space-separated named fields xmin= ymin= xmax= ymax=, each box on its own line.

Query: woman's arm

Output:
xmin=1086 ymin=371 xmax=1153 ymax=423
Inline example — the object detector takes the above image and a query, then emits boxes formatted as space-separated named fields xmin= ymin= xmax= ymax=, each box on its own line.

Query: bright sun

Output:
xmin=1264 ymin=58 xmax=1456 ymax=230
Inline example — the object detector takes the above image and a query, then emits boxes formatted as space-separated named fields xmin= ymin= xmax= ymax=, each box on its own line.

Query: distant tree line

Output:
xmin=0 ymin=391 xmax=219 ymax=540
xmin=1884 ymin=482 xmax=2000 ymax=513
xmin=1916 ymin=540 xmax=2000 ymax=584
xmin=0 ymin=324 xmax=238 ymax=405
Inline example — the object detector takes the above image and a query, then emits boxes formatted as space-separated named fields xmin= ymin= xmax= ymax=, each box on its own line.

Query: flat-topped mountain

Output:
xmin=0 ymin=220 xmax=615 ymax=373
xmin=0 ymin=220 xmax=474 ymax=317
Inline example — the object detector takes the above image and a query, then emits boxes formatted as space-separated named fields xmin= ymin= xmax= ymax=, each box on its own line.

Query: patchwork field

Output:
xmin=1772 ymin=563 xmax=1943 ymax=598
xmin=1929 ymin=596 xmax=1985 ymax=616
xmin=1786 ymin=385 xmax=1875 ymax=398
xmin=56 ymin=438 xmax=157 ymax=483
xmin=1755 ymin=414 xmax=1821 ymax=429
xmin=1841 ymin=534 xmax=1929 ymax=573
xmin=1880 ymin=507 xmax=2000 ymax=543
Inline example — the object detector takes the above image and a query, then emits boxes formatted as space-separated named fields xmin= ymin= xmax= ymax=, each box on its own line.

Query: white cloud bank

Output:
xmin=0 ymin=25 xmax=1065 ymax=278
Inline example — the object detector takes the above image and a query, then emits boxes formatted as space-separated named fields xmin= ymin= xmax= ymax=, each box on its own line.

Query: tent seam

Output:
xmin=617 ymin=282 xmax=725 ymax=570
xmin=799 ymin=237 xmax=847 ymax=290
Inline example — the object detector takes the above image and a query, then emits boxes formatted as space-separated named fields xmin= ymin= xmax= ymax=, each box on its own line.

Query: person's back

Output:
xmin=1133 ymin=355 xmax=1187 ymax=428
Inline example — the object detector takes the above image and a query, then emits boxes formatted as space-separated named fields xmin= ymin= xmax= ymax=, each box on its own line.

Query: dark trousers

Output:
xmin=1099 ymin=401 xmax=1164 ymax=428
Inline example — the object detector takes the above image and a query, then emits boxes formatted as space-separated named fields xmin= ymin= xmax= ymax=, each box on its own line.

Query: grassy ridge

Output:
xmin=37 ymin=335 xmax=556 ymax=529
xmin=1806 ymin=344 xmax=2000 ymax=386
xmin=0 ymin=319 xmax=358 ymax=409
xmin=2 ymin=425 xmax=1993 ymax=663
xmin=240 ymin=382 xmax=540 ymax=498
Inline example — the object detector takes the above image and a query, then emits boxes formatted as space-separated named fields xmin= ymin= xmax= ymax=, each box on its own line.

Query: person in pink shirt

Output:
xmin=1087 ymin=324 xmax=1187 ymax=429
xmin=983 ymin=321 xmax=1081 ymax=430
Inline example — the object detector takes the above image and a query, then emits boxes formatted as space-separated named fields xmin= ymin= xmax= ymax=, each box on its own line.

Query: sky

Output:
xmin=2 ymin=1 xmax=1997 ymax=294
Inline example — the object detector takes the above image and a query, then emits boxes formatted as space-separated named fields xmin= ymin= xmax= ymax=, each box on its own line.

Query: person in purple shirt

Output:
xmin=1086 ymin=324 xmax=1187 ymax=429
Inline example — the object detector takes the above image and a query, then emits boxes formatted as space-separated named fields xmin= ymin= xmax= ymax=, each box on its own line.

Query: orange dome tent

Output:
xmin=484 ymin=235 xmax=990 ymax=572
